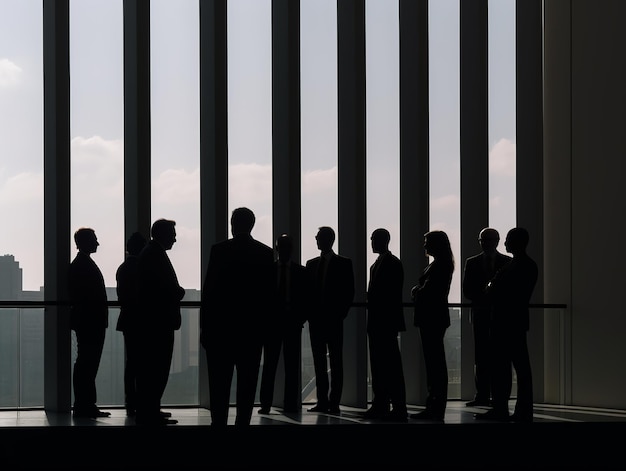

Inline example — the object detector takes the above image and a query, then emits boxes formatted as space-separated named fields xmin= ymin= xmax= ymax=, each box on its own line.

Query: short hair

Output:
xmin=74 ymin=227 xmax=95 ymax=250
xmin=317 ymin=226 xmax=335 ymax=243
xmin=231 ymin=207 xmax=256 ymax=235
xmin=372 ymin=228 xmax=391 ymax=245
xmin=126 ymin=231 xmax=147 ymax=256
xmin=506 ymin=227 xmax=530 ymax=249
xmin=151 ymin=219 xmax=176 ymax=240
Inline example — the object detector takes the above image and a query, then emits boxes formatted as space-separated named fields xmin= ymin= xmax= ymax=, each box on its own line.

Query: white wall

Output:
xmin=545 ymin=0 xmax=626 ymax=408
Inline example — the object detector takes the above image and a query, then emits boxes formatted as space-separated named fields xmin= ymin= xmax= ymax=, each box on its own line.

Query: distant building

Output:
xmin=0 ymin=255 xmax=23 ymax=300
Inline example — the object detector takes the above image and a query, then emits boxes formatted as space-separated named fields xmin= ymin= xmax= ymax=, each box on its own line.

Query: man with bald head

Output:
xmin=462 ymin=228 xmax=511 ymax=407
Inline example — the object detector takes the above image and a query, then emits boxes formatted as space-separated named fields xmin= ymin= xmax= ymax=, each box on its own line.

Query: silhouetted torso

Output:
xmin=366 ymin=250 xmax=407 ymax=420
xmin=201 ymin=233 xmax=275 ymax=427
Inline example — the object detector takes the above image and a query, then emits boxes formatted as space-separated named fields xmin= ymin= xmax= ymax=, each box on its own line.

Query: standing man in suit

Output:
xmin=68 ymin=227 xmax=111 ymax=418
xmin=462 ymin=228 xmax=511 ymax=407
xmin=305 ymin=226 xmax=355 ymax=414
xmin=475 ymin=227 xmax=538 ymax=423
xmin=258 ymin=233 xmax=308 ymax=415
xmin=201 ymin=207 xmax=275 ymax=427
xmin=364 ymin=228 xmax=408 ymax=422
xmin=135 ymin=219 xmax=185 ymax=425
xmin=115 ymin=231 xmax=147 ymax=417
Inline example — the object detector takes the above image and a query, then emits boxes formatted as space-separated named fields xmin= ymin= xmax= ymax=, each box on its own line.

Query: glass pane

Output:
xmin=70 ymin=0 xmax=124 ymax=407
xmin=300 ymin=0 xmax=338 ymax=405
xmin=227 ymin=0 xmax=273 ymax=403
xmin=228 ymin=0 xmax=273 ymax=248
xmin=429 ymin=0 xmax=461 ymax=399
xmin=365 ymin=0 xmax=400 ymax=403
xmin=488 ymin=0 xmax=516 ymax=236
xmin=151 ymin=0 xmax=201 ymax=406
xmin=0 ymin=1 xmax=44 ymax=408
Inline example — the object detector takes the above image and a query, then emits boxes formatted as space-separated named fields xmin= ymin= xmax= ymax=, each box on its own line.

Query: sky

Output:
xmin=0 ymin=0 xmax=516 ymax=302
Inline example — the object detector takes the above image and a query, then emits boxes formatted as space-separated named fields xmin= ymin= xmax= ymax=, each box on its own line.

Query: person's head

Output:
xmin=126 ymin=231 xmax=147 ymax=257
xmin=504 ymin=227 xmax=530 ymax=256
xmin=371 ymin=228 xmax=391 ymax=255
xmin=424 ymin=230 xmax=454 ymax=267
xmin=231 ymin=207 xmax=255 ymax=236
xmin=74 ymin=228 xmax=99 ymax=254
xmin=315 ymin=226 xmax=335 ymax=253
xmin=478 ymin=227 xmax=500 ymax=255
xmin=151 ymin=219 xmax=177 ymax=250
xmin=276 ymin=233 xmax=293 ymax=263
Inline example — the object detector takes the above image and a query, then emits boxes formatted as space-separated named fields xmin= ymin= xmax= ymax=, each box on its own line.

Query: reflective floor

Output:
xmin=2 ymin=400 xmax=626 ymax=427
xmin=2 ymin=402 xmax=625 ymax=470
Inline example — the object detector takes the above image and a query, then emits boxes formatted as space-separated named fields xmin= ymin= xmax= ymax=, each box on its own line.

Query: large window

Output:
xmin=429 ymin=0 xmax=461 ymax=398
xmin=70 ymin=0 xmax=125 ymax=407
xmin=151 ymin=0 xmax=201 ymax=406
xmin=0 ymin=1 xmax=522 ymax=410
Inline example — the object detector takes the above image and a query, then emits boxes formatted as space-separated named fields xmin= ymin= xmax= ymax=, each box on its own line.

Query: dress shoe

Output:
xmin=328 ymin=405 xmax=341 ymax=414
xmin=258 ymin=407 xmax=271 ymax=414
xmin=385 ymin=410 xmax=408 ymax=423
xmin=474 ymin=409 xmax=510 ymax=421
xmin=159 ymin=410 xmax=172 ymax=418
xmin=136 ymin=415 xmax=178 ymax=426
xmin=410 ymin=409 xmax=444 ymax=422
xmin=465 ymin=399 xmax=491 ymax=407
xmin=510 ymin=412 xmax=533 ymax=423
xmin=73 ymin=408 xmax=111 ymax=418
xmin=307 ymin=404 xmax=329 ymax=412
xmin=363 ymin=407 xmax=390 ymax=420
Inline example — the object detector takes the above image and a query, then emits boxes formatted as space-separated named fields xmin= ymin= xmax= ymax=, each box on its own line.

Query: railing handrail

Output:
xmin=0 ymin=300 xmax=568 ymax=309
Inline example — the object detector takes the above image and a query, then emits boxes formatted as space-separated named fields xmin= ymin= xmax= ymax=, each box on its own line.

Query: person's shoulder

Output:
xmin=465 ymin=253 xmax=483 ymax=263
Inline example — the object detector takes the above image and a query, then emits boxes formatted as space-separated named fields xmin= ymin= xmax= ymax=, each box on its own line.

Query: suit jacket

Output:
xmin=367 ymin=251 xmax=406 ymax=335
xmin=487 ymin=253 xmax=538 ymax=332
xmin=412 ymin=259 xmax=454 ymax=329
xmin=68 ymin=252 xmax=108 ymax=331
xmin=200 ymin=234 xmax=275 ymax=347
xmin=462 ymin=251 xmax=512 ymax=315
xmin=115 ymin=254 xmax=140 ymax=333
xmin=305 ymin=252 xmax=355 ymax=323
xmin=274 ymin=260 xmax=308 ymax=329
xmin=137 ymin=240 xmax=185 ymax=332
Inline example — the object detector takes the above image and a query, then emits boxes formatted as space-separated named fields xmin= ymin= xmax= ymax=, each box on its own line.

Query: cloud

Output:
xmin=71 ymin=136 xmax=123 ymax=189
xmin=302 ymin=167 xmax=337 ymax=194
xmin=431 ymin=193 xmax=459 ymax=211
xmin=228 ymin=163 xmax=272 ymax=207
xmin=0 ymin=172 xmax=43 ymax=205
xmin=153 ymin=167 xmax=200 ymax=205
xmin=489 ymin=137 xmax=516 ymax=177
xmin=0 ymin=58 xmax=22 ymax=88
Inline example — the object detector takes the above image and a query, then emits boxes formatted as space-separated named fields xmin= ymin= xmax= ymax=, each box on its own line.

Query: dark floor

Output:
xmin=2 ymin=401 xmax=625 ymax=469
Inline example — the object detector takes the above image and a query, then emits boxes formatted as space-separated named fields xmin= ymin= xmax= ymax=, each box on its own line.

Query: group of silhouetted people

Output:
xmin=68 ymin=207 xmax=537 ymax=426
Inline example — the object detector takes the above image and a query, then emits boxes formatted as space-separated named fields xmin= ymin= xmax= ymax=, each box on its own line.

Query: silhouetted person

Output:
xmin=305 ymin=226 xmax=355 ymax=414
xmin=364 ymin=228 xmax=408 ymax=422
xmin=135 ymin=219 xmax=184 ymax=425
xmin=475 ymin=227 xmax=538 ymax=423
xmin=411 ymin=230 xmax=454 ymax=422
xmin=68 ymin=227 xmax=111 ymax=418
xmin=115 ymin=231 xmax=147 ymax=417
xmin=201 ymin=207 xmax=275 ymax=427
xmin=258 ymin=234 xmax=308 ymax=414
xmin=462 ymin=228 xmax=511 ymax=407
